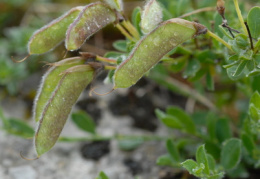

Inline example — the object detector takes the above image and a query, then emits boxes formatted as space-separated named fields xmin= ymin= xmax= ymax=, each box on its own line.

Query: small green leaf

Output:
xmin=233 ymin=60 xmax=248 ymax=77
xmin=207 ymin=173 xmax=225 ymax=179
xmin=249 ymin=104 xmax=260 ymax=121
xmin=131 ymin=7 xmax=142 ymax=35
xmin=216 ymin=118 xmax=232 ymax=143
xmin=220 ymin=138 xmax=241 ymax=170
xmin=181 ymin=159 xmax=199 ymax=174
xmin=241 ymin=133 xmax=255 ymax=156
xmin=196 ymin=144 xmax=210 ymax=175
xmin=235 ymin=34 xmax=249 ymax=49
xmin=183 ymin=59 xmax=201 ymax=78
xmin=161 ymin=115 xmax=183 ymax=129
xmin=250 ymin=91 xmax=260 ymax=110
xmin=169 ymin=55 xmax=188 ymax=73
xmin=7 ymin=118 xmax=34 ymax=138
xmin=247 ymin=6 xmax=260 ymax=39
xmin=206 ymin=154 xmax=216 ymax=171
xmin=155 ymin=108 xmax=166 ymax=119
xmin=96 ymin=171 xmax=109 ymax=179
xmin=71 ymin=111 xmax=96 ymax=134
xmin=166 ymin=106 xmax=196 ymax=134
xmin=113 ymin=40 xmax=127 ymax=52
xmin=156 ymin=154 xmax=174 ymax=166
xmin=166 ymin=139 xmax=181 ymax=162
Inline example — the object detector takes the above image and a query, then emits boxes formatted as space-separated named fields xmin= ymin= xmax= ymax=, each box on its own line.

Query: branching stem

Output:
xmin=121 ymin=20 xmax=140 ymax=40
xmin=116 ymin=24 xmax=136 ymax=42
xmin=96 ymin=55 xmax=117 ymax=64
xmin=104 ymin=65 xmax=117 ymax=70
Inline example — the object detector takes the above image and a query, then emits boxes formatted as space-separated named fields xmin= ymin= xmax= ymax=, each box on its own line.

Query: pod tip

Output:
xmin=20 ymin=151 xmax=39 ymax=161
xmin=11 ymin=54 xmax=31 ymax=63
xmin=89 ymin=86 xmax=115 ymax=96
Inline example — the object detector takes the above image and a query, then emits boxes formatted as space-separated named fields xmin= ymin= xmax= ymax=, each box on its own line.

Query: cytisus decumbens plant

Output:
xmin=9 ymin=0 xmax=260 ymax=178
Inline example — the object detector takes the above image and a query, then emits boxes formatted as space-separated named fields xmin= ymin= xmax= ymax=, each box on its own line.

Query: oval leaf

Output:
xmin=65 ymin=2 xmax=117 ymax=51
xmin=35 ymin=64 xmax=95 ymax=156
xmin=247 ymin=6 xmax=260 ymax=39
xmin=220 ymin=138 xmax=241 ymax=170
xmin=29 ymin=6 xmax=84 ymax=54
xmin=114 ymin=18 xmax=207 ymax=88
xmin=196 ymin=144 xmax=210 ymax=175
xmin=71 ymin=111 xmax=96 ymax=134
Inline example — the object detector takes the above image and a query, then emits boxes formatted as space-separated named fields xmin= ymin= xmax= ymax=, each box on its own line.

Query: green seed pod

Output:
xmin=114 ymin=18 xmax=207 ymax=89
xmin=65 ymin=2 xmax=117 ymax=51
xmin=141 ymin=0 xmax=163 ymax=34
xmin=33 ymin=57 xmax=86 ymax=123
xmin=34 ymin=61 xmax=95 ymax=156
xmin=104 ymin=0 xmax=123 ymax=12
xmin=29 ymin=6 xmax=84 ymax=54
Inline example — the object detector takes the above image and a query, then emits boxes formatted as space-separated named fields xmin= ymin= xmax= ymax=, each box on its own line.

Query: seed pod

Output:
xmin=34 ymin=61 xmax=95 ymax=156
xmin=65 ymin=2 xmax=117 ymax=51
xmin=104 ymin=0 xmax=123 ymax=12
xmin=33 ymin=57 xmax=86 ymax=123
xmin=217 ymin=0 xmax=225 ymax=19
xmin=29 ymin=6 xmax=84 ymax=54
xmin=141 ymin=0 xmax=163 ymax=34
xmin=114 ymin=18 xmax=207 ymax=89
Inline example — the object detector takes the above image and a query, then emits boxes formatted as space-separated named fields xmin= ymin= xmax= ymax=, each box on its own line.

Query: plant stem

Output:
xmin=104 ymin=65 xmax=117 ymax=70
xmin=178 ymin=7 xmax=215 ymax=18
xmin=233 ymin=0 xmax=247 ymax=34
xmin=59 ymin=134 xmax=168 ymax=142
xmin=116 ymin=24 xmax=136 ymax=42
xmin=122 ymin=20 xmax=140 ymax=40
xmin=244 ymin=22 xmax=254 ymax=50
xmin=207 ymin=30 xmax=234 ymax=52
xmin=96 ymin=55 xmax=117 ymax=64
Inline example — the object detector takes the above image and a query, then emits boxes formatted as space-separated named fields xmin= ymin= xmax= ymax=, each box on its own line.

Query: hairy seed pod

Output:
xmin=217 ymin=0 xmax=225 ymax=18
xmin=114 ymin=18 xmax=207 ymax=89
xmin=33 ymin=57 xmax=86 ymax=123
xmin=34 ymin=60 xmax=95 ymax=156
xmin=104 ymin=0 xmax=123 ymax=12
xmin=28 ymin=6 xmax=84 ymax=54
xmin=141 ymin=0 xmax=163 ymax=34
xmin=65 ymin=2 xmax=117 ymax=51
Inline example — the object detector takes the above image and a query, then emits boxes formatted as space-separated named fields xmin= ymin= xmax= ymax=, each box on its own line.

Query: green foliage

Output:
xmin=2 ymin=0 xmax=260 ymax=178
xmin=220 ymin=138 xmax=242 ymax=170
xmin=71 ymin=111 xmax=96 ymax=134
xmin=247 ymin=6 xmax=260 ymax=39
xmin=96 ymin=171 xmax=109 ymax=179
xmin=181 ymin=145 xmax=224 ymax=179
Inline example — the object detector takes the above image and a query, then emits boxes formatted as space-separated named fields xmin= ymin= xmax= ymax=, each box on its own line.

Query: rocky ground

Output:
xmin=0 ymin=73 xmax=187 ymax=179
